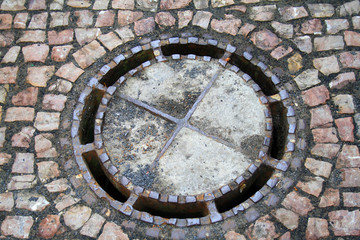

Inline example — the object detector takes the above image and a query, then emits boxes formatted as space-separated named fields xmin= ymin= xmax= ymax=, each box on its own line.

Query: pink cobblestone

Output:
xmin=313 ymin=55 xmax=340 ymax=76
xmin=329 ymin=210 xmax=360 ymax=236
xmin=279 ymin=6 xmax=308 ymax=21
xmin=2 ymin=46 xmax=21 ymax=63
xmin=134 ymin=17 xmax=155 ymax=36
xmin=344 ymin=30 xmax=360 ymax=46
xmin=305 ymin=158 xmax=332 ymax=178
xmin=14 ymin=12 xmax=28 ymax=28
xmin=28 ymin=12 xmax=48 ymax=29
xmin=22 ymin=44 xmax=49 ymax=63
xmin=17 ymin=30 xmax=45 ymax=43
xmin=74 ymin=10 xmax=94 ymax=27
xmin=282 ymin=191 xmax=314 ymax=216
xmin=270 ymin=46 xmax=293 ymax=60
xmin=155 ymin=12 xmax=176 ymax=27
xmin=250 ymin=29 xmax=281 ymax=51
xmin=301 ymin=85 xmax=329 ymax=107
xmin=311 ymin=144 xmax=340 ymax=159
xmin=5 ymin=107 xmax=35 ymax=122
xmin=29 ymin=0 xmax=46 ymax=10
xmin=330 ymin=72 xmax=356 ymax=89
xmin=160 ymin=0 xmax=192 ymax=10
xmin=97 ymin=32 xmax=123 ymax=51
xmin=319 ymin=188 xmax=340 ymax=207
xmin=339 ymin=51 xmax=360 ymax=69
xmin=12 ymin=87 xmax=38 ymax=106
xmin=48 ymin=29 xmax=74 ymax=45
xmin=178 ymin=10 xmax=193 ymax=29
xmin=337 ymin=145 xmax=360 ymax=168
xmin=312 ymin=128 xmax=338 ymax=143
xmin=50 ymin=12 xmax=70 ymax=27
xmin=340 ymin=168 xmax=360 ymax=187
xmin=335 ymin=117 xmax=355 ymax=142
xmin=51 ymin=45 xmax=73 ymax=62
xmin=296 ymin=176 xmax=324 ymax=197
xmin=343 ymin=192 xmax=360 ymax=207
xmin=112 ymin=0 xmax=134 ymax=9
xmin=55 ymin=62 xmax=84 ymax=82
xmin=12 ymin=152 xmax=34 ymax=174
xmin=26 ymin=66 xmax=55 ymax=87
xmin=306 ymin=218 xmax=330 ymax=240
xmin=0 ymin=66 xmax=18 ymax=84
xmin=301 ymin=19 xmax=322 ymax=35
xmin=326 ymin=19 xmax=349 ymax=34
xmin=1 ymin=216 xmax=34 ymax=239
xmin=38 ymin=215 xmax=61 ymax=239
xmin=42 ymin=94 xmax=67 ymax=111
xmin=0 ymin=14 xmax=12 ymax=29
xmin=73 ymin=40 xmax=106 ymax=69
xmin=238 ymin=23 xmax=256 ymax=37
xmin=118 ymin=10 xmax=143 ymax=26
xmin=95 ymin=10 xmax=115 ymax=27
xmin=11 ymin=126 xmax=35 ymax=148
xmin=211 ymin=17 xmax=241 ymax=36
xmin=314 ymin=36 xmax=344 ymax=51
xmin=310 ymin=105 xmax=333 ymax=129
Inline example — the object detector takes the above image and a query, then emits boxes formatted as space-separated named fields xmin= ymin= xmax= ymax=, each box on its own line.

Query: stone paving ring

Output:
xmin=72 ymin=36 xmax=297 ymax=227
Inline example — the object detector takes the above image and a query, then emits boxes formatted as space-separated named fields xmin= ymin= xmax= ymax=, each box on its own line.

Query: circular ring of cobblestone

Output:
xmin=71 ymin=35 xmax=299 ymax=226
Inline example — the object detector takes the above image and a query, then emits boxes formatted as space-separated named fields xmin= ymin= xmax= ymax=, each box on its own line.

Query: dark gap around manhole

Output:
xmin=229 ymin=54 xmax=278 ymax=96
xmin=82 ymin=151 xmax=130 ymax=203
xmin=215 ymin=165 xmax=274 ymax=213
xmin=133 ymin=196 xmax=209 ymax=219
xmin=161 ymin=44 xmax=225 ymax=59
xmin=100 ymin=49 xmax=155 ymax=87
xmin=79 ymin=89 xmax=104 ymax=145
xmin=269 ymin=102 xmax=288 ymax=160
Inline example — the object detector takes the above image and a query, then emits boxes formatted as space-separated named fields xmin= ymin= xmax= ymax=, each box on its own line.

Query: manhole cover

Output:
xmin=72 ymin=36 xmax=297 ymax=226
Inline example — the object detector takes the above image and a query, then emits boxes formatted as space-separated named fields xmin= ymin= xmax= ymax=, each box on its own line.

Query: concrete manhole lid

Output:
xmin=103 ymin=59 xmax=268 ymax=196
xmin=72 ymin=36 xmax=297 ymax=226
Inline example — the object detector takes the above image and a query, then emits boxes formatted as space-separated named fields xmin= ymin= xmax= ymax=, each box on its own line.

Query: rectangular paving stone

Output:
xmin=307 ymin=3 xmax=334 ymax=18
xmin=22 ymin=44 xmax=49 ymax=63
xmin=55 ymin=62 xmax=84 ymax=82
xmin=34 ymin=112 xmax=60 ymax=131
xmin=5 ymin=107 xmax=35 ymax=122
xmin=28 ymin=12 xmax=48 ymax=29
xmin=50 ymin=12 xmax=70 ymax=27
xmin=326 ymin=19 xmax=349 ymax=34
xmin=340 ymin=168 xmax=360 ymax=187
xmin=26 ymin=66 xmax=55 ymax=87
xmin=329 ymin=210 xmax=360 ymax=236
xmin=0 ymin=66 xmax=18 ymax=84
xmin=97 ymin=32 xmax=123 ymax=51
xmin=17 ymin=30 xmax=46 ymax=43
xmin=1 ymin=0 xmax=26 ymax=11
xmin=339 ymin=51 xmax=360 ymax=69
xmin=14 ymin=13 xmax=28 ymax=29
xmin=7 ymin=175 xmax=37 ymax=190
xmin=115 ymin=26 xmax=135 ymax=43
xmin=73 ymin=40 xmax=106 ymax=69
xmin=330 ymin=72 xmax=356 ymax=89
xmin=0 ymin=14 xmax=12 ymax=29
xmin=48 ymin=29 xmax=74 ymax=45
xmin=343 ymin=192 xmax=360 ymax=207
xmin=314 ymin=36 xmax=344 ymax=51
xmin=12 ymin=153 xmax=34 ymax=174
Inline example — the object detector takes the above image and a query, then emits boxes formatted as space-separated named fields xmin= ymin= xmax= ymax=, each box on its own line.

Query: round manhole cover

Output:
xmin=103 ymin=59 xmax=267 ymax=196
xmin=72 ymin=36 xmax=296 ymax=226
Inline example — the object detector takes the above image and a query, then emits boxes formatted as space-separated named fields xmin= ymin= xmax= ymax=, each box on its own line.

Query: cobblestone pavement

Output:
xmin=0 ymin=0 xmax=360 ymax=239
